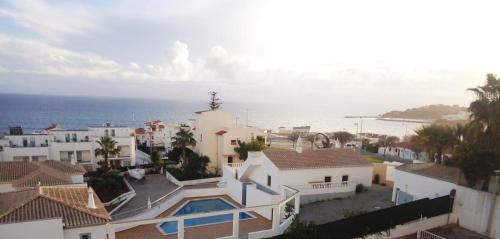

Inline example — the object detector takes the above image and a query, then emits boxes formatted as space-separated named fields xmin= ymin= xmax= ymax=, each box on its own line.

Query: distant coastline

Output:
xmin=376 ymin=117 xmax=432 ymax=123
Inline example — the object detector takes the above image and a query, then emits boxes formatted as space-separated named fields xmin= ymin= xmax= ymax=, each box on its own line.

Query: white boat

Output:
xmin=128 ymin=168 xmax=145 ymax=180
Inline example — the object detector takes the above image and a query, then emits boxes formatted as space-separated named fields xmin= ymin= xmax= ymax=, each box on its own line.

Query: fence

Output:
xmin=417 ymin=230 xmax=446 ymax=239
xmin=273 ymin=195 xmax=454 ymax=239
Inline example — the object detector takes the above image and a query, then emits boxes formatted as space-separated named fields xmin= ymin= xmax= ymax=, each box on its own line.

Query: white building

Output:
xmin=0 ymin=185 xmax=113 ymax=239
xmin=136 ymin=120 xmax=184 ymax=150
xmin=0 ymin=124 xmax=136 ymax=169
xmin=392 ymin=163 xmax=460 ymax=205
xmin=193 ymin=110 xmax=267 ymax=173
xmin=222 ymin=146 xmax=373 ymax=206
xmin=378 ymin=142 xmax=428 ymax=161
xmin=0 ymin=160 xmax=86 ymax=193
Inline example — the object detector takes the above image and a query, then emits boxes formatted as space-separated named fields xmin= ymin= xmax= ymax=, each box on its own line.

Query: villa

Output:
xmin=136 ymin=120 xmax=185 ymax=150
xmin=192 ymin=110 xmax=267 ymax=173
xmin=0 ymin=123 xmax=137 ymax=169
xmin=0 ymin=184 xmax=112 ymax=239
xmin=0 ymin=160 xmax=86 ymax=193
xmin=222 ymin=142 xmax=373 ymax=205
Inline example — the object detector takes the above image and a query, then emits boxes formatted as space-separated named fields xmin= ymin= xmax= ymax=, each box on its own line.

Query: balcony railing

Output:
xmin=292 ymin=181 xmax=356 ymax=195
xmin=226 ymin=162 xmax=243 ymax=168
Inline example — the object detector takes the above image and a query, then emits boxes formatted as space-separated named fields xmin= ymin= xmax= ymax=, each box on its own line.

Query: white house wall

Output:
xmin=392 ymin=170 xmax=457 ymax=202
xmin=278 ymin=166 xmax=373 ymax=189
xmin=0 ymin=218 xmax=64 ymax=239
xmin=63 ymin=224 xmax=109 ymax=239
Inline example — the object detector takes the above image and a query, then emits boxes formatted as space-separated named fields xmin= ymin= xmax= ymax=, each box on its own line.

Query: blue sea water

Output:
xmin=159 ymin=198 xmax=252 ymax=234
xmin=0 ymin=93 xmax=425 ymax=137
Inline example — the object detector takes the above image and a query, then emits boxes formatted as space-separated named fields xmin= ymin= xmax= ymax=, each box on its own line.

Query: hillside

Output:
xmin=381 ymin=104 xmax=468 ymax=120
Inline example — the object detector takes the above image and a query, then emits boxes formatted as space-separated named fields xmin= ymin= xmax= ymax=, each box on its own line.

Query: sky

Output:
xmin=0 ymin=0 xmax=499 ymax=114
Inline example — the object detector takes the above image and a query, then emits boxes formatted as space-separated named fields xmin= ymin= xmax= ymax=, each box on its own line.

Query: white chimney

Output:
xmin=295 ymin=136 xmax=303 ymax=153
xmin=87 ymin=188 xmax=97 ymax=209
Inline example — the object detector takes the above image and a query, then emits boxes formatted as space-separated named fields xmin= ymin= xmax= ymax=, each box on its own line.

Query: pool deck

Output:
xmin=115 ymin=195 xmax=272 ymax=239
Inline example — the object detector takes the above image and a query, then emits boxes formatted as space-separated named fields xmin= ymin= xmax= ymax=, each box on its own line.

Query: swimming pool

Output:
xmin=158 ymin=198 xmax=253 ymax=234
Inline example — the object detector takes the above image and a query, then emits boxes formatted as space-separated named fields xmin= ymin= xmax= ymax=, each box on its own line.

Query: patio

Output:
xmin=115 ymin=195 xmax=272 ymax=239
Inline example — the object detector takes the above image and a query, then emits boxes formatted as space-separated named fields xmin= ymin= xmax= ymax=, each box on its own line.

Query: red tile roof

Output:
xmin=216 ymin=130 xmax=228 ymax=136
xmin=396 ymin=163 xmax=461 ymax=184
xmin=135 ymin=128 xmax=145 ymax=135
xmin=0 ymin=185 xmax=111 ymax=228
xmin=263 ymin=149 xmax=372 ymax=170
xmin=0 ymin=161 xmax=85 ymax=189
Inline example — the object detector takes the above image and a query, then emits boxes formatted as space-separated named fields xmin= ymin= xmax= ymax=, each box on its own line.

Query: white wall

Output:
xmin=64 ymin=224 xmax=108 ymax=239
xmin=392 ymin=169 xmax=456 ymax=202
xmin=452 ymin=185 xmax=500 ymax=238
xmin=0 ymin=218 xmax=64 ymax=239
xmin=0 ymin=183 xmax=15 ymax=193
xmin=245 ymin=184 xmax=280 ymax=219
xmin=278 ymin=166 xmax=373 ymax=191
xmin=384 ymin=161 xmax=403 ymax=182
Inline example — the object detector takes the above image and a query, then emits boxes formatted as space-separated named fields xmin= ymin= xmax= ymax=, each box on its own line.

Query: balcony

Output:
xmin=292 ymin=181 xmax=356 ymax=196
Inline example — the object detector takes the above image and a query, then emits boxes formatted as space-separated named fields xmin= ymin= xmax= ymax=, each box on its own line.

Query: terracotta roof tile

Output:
xmin=216 ymin=130 xmax=227 ymax=136
xmin=0 ymin=161 xmax=85 ymax=188
xmin=0 ymin=186 xmax=111 ymax=228
xmin=263 ymin=149 xmax=372 ymax=170
xmin=396 ymin=163 xmax=460 ymax=184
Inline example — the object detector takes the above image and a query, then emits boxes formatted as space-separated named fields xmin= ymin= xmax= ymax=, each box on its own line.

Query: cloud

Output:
xmin=0 ymin=0 xmax=100 ymax=42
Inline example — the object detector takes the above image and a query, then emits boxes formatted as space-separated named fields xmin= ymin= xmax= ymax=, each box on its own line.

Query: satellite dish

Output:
xmin=313 ymin=133 xmax=331 ymax=149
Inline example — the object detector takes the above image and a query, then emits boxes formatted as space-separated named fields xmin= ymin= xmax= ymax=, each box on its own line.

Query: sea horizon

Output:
xmin=0 ymin=93 xmax=425 ymax=137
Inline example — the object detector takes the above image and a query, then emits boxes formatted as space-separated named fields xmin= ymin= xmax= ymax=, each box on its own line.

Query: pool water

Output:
xmin=159 ymin=198 xmax=253 ymax=234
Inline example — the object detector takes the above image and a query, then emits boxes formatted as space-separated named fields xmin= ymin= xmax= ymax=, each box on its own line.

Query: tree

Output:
xmin=183 ymin=153 xmax=210 ymax=180
xmin=208 ymin=91 xmax=222 ymax=110
xmin=414 ymin=124 xmax=456 ymax=163
xmin=167 ymin=147 xmax=194 ymax=164
xmin=288 ymin=132 xmax=301 ymax=147
xmin=453 ymin=74 xmax=500 ymax=187
xmin=95 ymin=136 xmax=121 ymax=171
xmin=306 ymin=134 xmax=316 ymax=148
xmin=234 ymin=137 xmax=267 ymax=160
xmin=171 ymin=128 xmax=196 ymax=167
xmin=378 ymin=135 xmax=400 ymax=147
xmin=151 ymin=150 xmax=164 ymax=170
xmin=333 ymin=131 xmax=355 ymax=147
xmin=468 ymin=73 xmax=500 ymax=152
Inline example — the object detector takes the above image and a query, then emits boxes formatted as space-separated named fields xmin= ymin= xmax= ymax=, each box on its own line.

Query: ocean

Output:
xmin=0 ymin=93 xmax=426 ymax=137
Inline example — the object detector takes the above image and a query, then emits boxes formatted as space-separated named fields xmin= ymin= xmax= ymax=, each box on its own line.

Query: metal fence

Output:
xmin=273 ymin=195 xmax=454 ymax=239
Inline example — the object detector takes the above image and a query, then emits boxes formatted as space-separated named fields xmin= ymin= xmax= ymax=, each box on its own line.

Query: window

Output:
xmin=230 ymin=140 xmax=237 ymax=145
xmin=111 ymin=129 xmax=115 ymax=137
xmin=80 ymin=233 xmax=91 ymax=239
xmin=72 ymin=133 xmax=77 ymax=142
xmin=22 ymin=137 xmax=28 ymax=147
xmin=29 ymin=137 xmax=35 ymax=147
xmin=267 ymin=175 xmax=272 ymax=187
xmin=104 ymin=129 xmax=109 ymax=137
xmin=200 ymin=134 xmax=203 ymax=142
xmin=65 ymin=133 xmax=70 ymax=142
xmin=342 ymin=175 xmax=349 ymax=184
xmin=228 ymin=156 xmax=233 ymax=164
xmin=324 ymin=176 xmax=332 ymax=183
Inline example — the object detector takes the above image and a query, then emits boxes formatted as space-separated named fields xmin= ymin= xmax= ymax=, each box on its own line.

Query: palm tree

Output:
xmin=171 ymin=128 xmax=196 ymax=166
xmin=95 ymin=136 xmax=121 ymax=171
xmin=288 ymin=132 xmax=300 ymax=148
xmin=468 ymin=73 xmax=500 ymax=151
xmin=414 ymin=124 xmax=456 ymax=163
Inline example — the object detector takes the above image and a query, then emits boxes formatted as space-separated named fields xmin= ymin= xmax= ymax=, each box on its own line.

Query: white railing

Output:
xmin=293 ymin=181 xmax=356 ymax=195
xmin=226 ymin=163 xmax=243 ymax=168
xmin=417 ymin=230 xmax=446 ymax=239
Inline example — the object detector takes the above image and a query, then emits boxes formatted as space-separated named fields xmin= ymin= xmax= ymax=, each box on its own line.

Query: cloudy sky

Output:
xmin=0 ymin=0 xmax=498 ymax=113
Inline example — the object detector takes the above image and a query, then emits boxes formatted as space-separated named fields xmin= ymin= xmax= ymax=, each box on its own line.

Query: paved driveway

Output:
xmin=299 ymin=184 xmax=393 ymax=224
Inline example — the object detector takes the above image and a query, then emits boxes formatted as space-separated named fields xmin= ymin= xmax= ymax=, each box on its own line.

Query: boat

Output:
xmin=128 ymin=168 xmax=145 ymax=180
